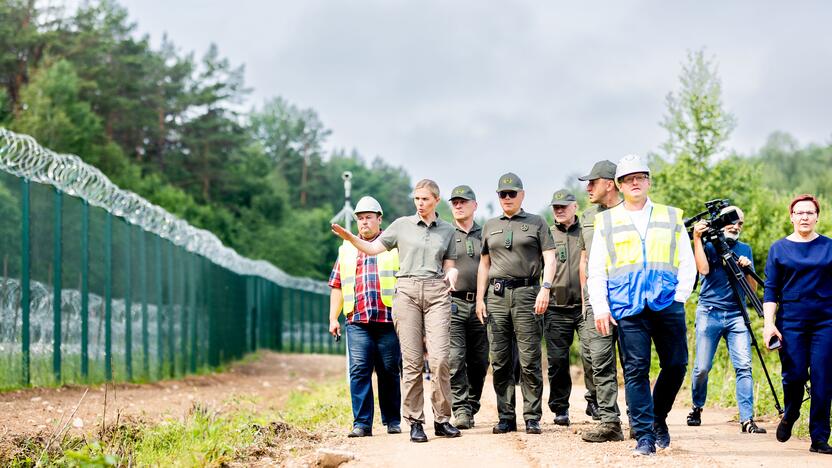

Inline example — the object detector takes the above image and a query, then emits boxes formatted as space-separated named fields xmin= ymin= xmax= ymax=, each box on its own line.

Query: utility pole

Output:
xmin=329 ymin=171 xmax=354 ymax=233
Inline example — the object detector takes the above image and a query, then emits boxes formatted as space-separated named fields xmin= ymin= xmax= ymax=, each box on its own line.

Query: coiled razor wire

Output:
xmin=0 ymin=127 xmax=327 ymax=294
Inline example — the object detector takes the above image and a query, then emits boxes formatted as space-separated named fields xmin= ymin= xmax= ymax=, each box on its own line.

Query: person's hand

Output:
xmin=444 ymin=267 xmax=458 ymax=293
xmin=476 ymin=299 xmax=487 ymax=324
xmin=763 ymin=321 xmax=783 ymax=350
xmin=329 ymin=319 xmax=341 ymax=338
xmin=595 ymin=312 xmax=617 ymax=336
xmin=737 ymin=255 xmax=752 ymax=268
xmin=330 ymin=223 xmax=351 ymax=241
xmin=693 ymin=220 xmax=708 ymax=239
xmin=534 ymin=288 xmax=549 ymax=315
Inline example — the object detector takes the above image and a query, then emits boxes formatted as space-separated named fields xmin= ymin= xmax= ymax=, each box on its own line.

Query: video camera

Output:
xmin=683 ymin=199 xmax=740 ymax=242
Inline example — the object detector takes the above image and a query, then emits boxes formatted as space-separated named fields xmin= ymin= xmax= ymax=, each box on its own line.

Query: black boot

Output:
xmin=434 ymin=421 xmax=461 ymax=438
xmin=410 ymin=423 xmax=428 ymax=443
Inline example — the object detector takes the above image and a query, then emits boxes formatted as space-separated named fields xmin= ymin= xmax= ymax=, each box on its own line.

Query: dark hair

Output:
xmin=789 ymin=194 xmax=820 ymax=215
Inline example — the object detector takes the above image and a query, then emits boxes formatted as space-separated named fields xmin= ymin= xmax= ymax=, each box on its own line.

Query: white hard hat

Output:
xmin=614 ymin=154 xmax=651 ymax=182
xmin=353 ymin=196 xmax=383 ymax=217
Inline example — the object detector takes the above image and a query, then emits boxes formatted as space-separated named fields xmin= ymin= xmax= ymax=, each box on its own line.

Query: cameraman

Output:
xmin=687 ymin=206 xmax=766 ymax=434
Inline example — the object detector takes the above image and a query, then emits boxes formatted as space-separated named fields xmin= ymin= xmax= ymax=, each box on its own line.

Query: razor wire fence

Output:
xmin=0 ymin=128 xmax=343 ymax=390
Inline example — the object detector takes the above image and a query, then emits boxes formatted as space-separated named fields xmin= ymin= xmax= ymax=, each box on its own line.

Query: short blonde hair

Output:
xmin=413 ymin=179 xmax=440 ymax=199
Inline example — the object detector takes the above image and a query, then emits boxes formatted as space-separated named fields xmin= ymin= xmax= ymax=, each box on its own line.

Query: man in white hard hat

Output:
xmin=328 ymin=196 xmax=402 ymax=437
xmin=586 ymin=155 xmax=696 ymax=456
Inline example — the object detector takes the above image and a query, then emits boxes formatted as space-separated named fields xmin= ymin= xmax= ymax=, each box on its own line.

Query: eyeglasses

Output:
xmin=792 ymin=211 xmax=817 ymax=217
xmin=498 ymin=191 xmax=518 ymax=199
xmin=619 ymin=174 xmax=649 ymax=185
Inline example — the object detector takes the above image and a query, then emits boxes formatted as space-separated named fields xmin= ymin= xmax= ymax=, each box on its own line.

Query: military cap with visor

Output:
xmin=496 ymin=172 xmax=524 ymax=192
xmin=449 ymin=185 xmax=477 ymax=201
xmin=550 ymin=189 xmax=577 ymax=206
xmin=578 ymin=160 xmax=617 ymax=181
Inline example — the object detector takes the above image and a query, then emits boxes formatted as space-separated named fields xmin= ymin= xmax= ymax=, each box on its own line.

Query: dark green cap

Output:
xmin=550 ymin=189 xmax=577 ymax=206
xmin=449 ymin=184 xmax=476 ymax=201
xmin=496 ymin=172 xmax=523 ymax=192
xmin=578 ymin=160 xmax=617 ymax=181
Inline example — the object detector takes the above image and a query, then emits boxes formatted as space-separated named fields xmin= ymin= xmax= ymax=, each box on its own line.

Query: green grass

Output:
xmin=2 ymin=378 xmax=351 ymax=467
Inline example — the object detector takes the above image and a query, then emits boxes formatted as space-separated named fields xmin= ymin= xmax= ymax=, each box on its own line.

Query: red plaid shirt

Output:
xmin=328 ymin=234 xmax=393 ymax=324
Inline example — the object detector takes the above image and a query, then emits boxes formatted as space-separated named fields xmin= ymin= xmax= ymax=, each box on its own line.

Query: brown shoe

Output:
xmin=582 ymin=422 xmax=625 ymax=443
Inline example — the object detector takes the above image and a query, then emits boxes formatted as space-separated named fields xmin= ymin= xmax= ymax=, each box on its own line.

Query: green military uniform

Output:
xmin=577 ymin=161 xmax=624 ymax=429
xmin=482 ymin=173 xmax=555 ymax=425
xmin=447 ymin=185 xmax=489 ymax=426
xmin=544 ymin=190 xmax=596 ymax=421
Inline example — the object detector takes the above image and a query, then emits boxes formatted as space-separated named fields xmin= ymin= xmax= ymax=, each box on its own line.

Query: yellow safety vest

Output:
xmin=338 ymin=241 xmax=399 ymax=316
xmin=595 ymin=202 xmax=685 ymax=319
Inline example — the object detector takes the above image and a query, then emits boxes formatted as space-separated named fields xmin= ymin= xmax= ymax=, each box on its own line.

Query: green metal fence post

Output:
xmin=289 ymin=288 xmax=296 ymax=352
xmin=275 ymin=285 xmax=283 ymax=351
xmin=53 ymin=188 xmax=62 ymax=383
xmin=154 ymin=236 xmax=163 ymax=378
xmin=166 ymin=241 xmax=175 ymax=377
xmin=189 ymin=253 xmax=197 ymax=373
xmin=125 ymin=221 xmax=133 ymax=381
xmin=20 ymin=178 xmax=30 ymax=386
xmin=105 ymin=213 xmax=113 ymax=381
xmin=179 ymin=247 xmax=187 ymax=375
xmin=81 ymin=200 xmax=89 ymax=379
xmin=139 ymin=228 xmax=148 ymax=378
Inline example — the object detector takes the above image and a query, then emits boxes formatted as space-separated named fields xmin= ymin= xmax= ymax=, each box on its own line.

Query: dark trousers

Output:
xmin=487 ymin=284 xmax=544 ymax=422
xmin=346 ymin=321 xmax=402 ymax=430
xmin=617 ymin=302 xmax=688 ymax=442
xmin=544 ymin=305 xmax=594 ymax=413
xmin=449 ymin=297 xmax=490 ymax=417
xmin=778 ymin=301 xmax=832 ymax=444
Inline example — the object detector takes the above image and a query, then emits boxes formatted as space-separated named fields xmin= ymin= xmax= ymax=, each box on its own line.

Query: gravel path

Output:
xmin=1 ymin=353 xmax=830 ymax=467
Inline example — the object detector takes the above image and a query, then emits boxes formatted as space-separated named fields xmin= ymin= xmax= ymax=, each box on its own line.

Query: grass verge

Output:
xmin=1 ymin=378 xmax=350 ymax=467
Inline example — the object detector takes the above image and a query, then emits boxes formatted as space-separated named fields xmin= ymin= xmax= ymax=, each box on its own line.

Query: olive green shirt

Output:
xmin=481 ymin=209 xmax=555 ymax=280
xmin=578 ymin=201 xmax=622 ymax=256
xmin=451 ymin=222 xmax=482 ymax=292
xmin=379 ymin=214 xmax=457 ymax=279
xmin=549 ymin=217 xmax=582 ymax=307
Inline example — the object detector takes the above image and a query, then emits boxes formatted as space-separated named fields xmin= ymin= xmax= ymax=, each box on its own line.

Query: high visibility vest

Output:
xmin=595 ymin=202 xmax=685 ymax=320
xmin=338 ymin=241 xmax=399 ymax=316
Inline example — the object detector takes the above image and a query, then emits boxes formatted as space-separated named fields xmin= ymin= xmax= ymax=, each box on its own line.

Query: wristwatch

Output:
xmin=542 ymin=281 xmax=552 ymax=289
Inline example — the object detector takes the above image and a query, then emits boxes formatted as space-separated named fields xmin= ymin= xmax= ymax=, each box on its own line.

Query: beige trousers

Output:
xmin=392 ymin=277 xmax=453 ymax=424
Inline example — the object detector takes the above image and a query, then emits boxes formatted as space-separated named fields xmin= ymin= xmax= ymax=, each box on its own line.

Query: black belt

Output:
xmin=451 ymin=291 xmax=476 ymax=302
xmin=490 ymin=277 xmax=537 ymax=289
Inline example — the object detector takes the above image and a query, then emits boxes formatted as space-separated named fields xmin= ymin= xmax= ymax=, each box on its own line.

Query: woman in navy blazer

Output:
xmin=763 ymin=194 xmax=832 ymax=455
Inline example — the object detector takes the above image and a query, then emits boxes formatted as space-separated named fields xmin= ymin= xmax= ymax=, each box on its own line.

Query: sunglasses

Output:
xmin=498 ymin=191 xmax=518 ymax=199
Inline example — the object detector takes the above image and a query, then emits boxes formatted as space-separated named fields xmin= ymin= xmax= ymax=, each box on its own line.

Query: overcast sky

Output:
xmin=114 ymin=0 xmax=832 ymax=214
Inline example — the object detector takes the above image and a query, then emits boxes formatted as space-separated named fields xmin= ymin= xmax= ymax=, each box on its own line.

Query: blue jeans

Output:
xmin=347 ymin=322 xmax=402 ymax=430
xmin=691 ymin=305 xmax=754 ymax=422
xmin=617 ymin=302 xmax=688 ymax=443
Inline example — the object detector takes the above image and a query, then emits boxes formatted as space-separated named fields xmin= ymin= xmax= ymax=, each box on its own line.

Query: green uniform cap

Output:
xmin=449 ymin=184 xmax=477 ymax=201
xmin=496 ymin=172 xmax=523 ymax=192
xmin=550 ymin=189 xmax=577 ymax=206
xmin=578 ymin=160 xmax=617 ymax=181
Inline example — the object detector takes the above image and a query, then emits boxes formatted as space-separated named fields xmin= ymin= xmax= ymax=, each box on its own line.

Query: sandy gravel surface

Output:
xmin=2 ymin=353 xmax=830 ymax=467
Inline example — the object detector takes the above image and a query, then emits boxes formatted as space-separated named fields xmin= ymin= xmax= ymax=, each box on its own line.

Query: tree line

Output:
xmin=0 ymin=0 xmax=413 ymax=280
xmin=1 ymin=2 xmax=829 ymax=280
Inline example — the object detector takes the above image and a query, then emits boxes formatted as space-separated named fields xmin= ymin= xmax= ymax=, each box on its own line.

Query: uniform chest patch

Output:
xmin=521 ymin=224 xmax=529 ymax=231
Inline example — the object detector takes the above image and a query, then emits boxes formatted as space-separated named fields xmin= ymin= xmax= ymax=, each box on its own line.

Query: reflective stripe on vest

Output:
xmin=338 ymin=241 xmax=399 ymax=315
xmin=595 ymin=203 xmax=685 ymax=320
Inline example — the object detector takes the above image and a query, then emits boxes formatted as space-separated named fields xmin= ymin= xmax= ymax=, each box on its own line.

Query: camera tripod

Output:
xmin=707 ymin=230 xmax=798 ymax=415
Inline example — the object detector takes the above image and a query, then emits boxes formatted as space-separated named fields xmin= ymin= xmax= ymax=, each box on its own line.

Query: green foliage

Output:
xmin=0 ymin=0 xmax=414 ymax=280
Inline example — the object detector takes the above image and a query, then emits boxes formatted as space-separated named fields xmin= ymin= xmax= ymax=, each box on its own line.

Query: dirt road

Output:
xmin=1 ymin=353 xmax=830 ymax=467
